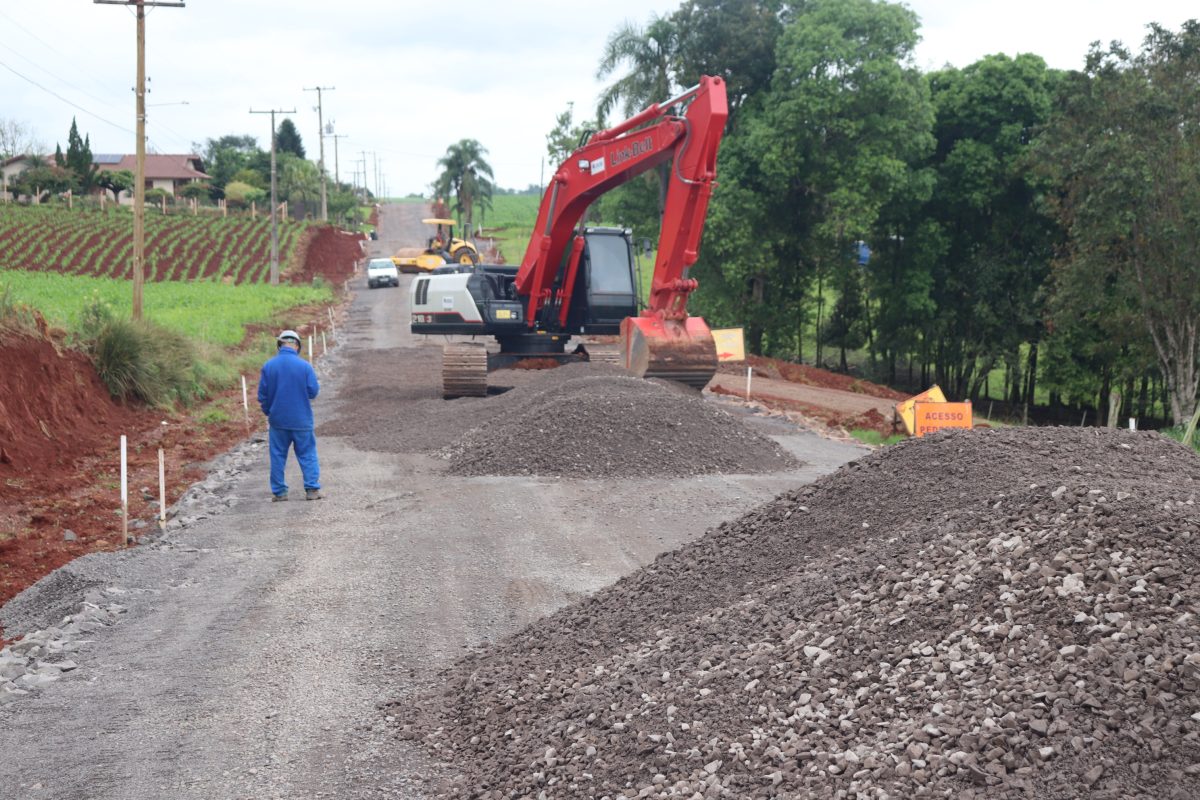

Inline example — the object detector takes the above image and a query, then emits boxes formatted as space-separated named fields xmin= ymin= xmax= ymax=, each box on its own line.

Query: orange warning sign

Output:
xmin=913 ymin=401 xmax=973 ymax=437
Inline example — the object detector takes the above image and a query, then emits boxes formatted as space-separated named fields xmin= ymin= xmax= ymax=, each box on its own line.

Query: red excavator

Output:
xmin=410 ymin=75 xmax=728 ymax=398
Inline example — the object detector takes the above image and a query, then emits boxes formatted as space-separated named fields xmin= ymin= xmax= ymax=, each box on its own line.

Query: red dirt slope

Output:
xmin=0 ymin=331 xmax=140 ymax=490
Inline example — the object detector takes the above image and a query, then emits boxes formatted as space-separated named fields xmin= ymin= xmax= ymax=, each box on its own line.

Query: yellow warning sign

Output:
xmin=711 ymin=328 xmax=745 ymax=362
xmin=895 ymin=384 xmax=948 ymax=435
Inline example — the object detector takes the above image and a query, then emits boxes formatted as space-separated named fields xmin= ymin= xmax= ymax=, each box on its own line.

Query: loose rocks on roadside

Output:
xmin=403 ymin=427 xmax=1200 ymax=799
xmin=0 ymin=587 xmax=127 ymax=705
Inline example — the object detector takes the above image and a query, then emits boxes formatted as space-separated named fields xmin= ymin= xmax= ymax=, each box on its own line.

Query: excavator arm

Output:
xmin=515 ymin=76 xmax=728 ymax=377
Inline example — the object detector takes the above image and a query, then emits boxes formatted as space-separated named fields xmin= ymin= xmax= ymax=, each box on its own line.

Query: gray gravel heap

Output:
xmin=404 ymin=427 xmax=1200 ymax=798
xmin=0 ymin=587 xmax=127 ymax=704
xmin=441 ymin=374 xmax=797 ymax=478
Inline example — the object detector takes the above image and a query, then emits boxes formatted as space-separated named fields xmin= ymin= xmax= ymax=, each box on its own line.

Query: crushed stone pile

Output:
xmin=403 ymin=427 xmax=1200 ymax=799
xmin=440 ymin=373 xmax=798 ymax=478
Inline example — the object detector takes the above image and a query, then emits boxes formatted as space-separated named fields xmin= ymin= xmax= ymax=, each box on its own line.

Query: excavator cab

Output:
xmin=562 ymin=228 xmax=638 ymax=332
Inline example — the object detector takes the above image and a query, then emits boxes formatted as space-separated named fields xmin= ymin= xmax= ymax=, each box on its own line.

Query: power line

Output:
xmin=0 ymin=58 xmax=134 ymax=135
xmin=0 ymin=35 xmax=127 ymax=114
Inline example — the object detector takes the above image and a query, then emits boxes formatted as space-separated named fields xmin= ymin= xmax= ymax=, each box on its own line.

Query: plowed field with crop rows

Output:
xmin=0 ymin=205 xmax=313 ymax=284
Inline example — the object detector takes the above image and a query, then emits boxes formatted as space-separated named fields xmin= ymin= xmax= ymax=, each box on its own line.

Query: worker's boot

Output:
xmin=272 ymin=493 xmax=288 ymax=502
xmin=305 ymin=489 xmax=322 ymax=501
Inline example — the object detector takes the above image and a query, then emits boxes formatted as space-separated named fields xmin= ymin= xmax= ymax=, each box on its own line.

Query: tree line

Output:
xmin=2 ymin=117 xmax=363 ymax=221
xmin=572 ymin=0 xmax=1199 ymax=427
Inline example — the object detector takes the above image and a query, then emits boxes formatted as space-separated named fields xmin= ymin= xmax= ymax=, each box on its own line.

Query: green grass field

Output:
xmin=0 ymin=270 xmax=333 ymax=346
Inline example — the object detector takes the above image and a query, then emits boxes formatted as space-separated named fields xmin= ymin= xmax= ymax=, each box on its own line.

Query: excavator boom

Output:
xmin=516 ymin=76 xmax=728 ymax=387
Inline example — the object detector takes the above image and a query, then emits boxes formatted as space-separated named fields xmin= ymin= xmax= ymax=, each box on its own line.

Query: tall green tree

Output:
xmin=920 ymin=54 xmax=1060 ymax=399
xmin=54 ymin=117 xmax=96 ymax=191
xmin=671 ymin=0 xmax=784 ymax=117
xmin=596 ymin=14 xmax=680 ymax=215
xmin=1036 ymin=22 xmax=1200 ymax=424
xmin=275 ymin=119 xmax=305 ymax=159
xmin=434 ymin=139 xmax=495 ymax=230
xmin=195 ymin=135 xmax=262 ymax=199
xmin=694 ymin=0 xmax=934 ymax=358
xmin=277 ymin=153 xmax=320 ymax=216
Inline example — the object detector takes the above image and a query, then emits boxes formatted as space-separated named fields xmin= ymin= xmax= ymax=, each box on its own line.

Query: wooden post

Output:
xmin=67 ymin=189 xmax=72 ymax=209
xmin=1107 ymin=390 xmax=1122 ymax=429
xmin=161 ymin=194 xmax=167 ymax=215
xmin=321 ymin=330 xmax=327 ymax=355
xmin=1080 ymin=410 xmax=1087 ymax=427
xmin=223 ymin=198 xmax=228 ymax=219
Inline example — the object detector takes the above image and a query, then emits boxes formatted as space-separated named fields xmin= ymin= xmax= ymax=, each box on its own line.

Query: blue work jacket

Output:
xmin=257 ymin=347 xmax=320 ymax=430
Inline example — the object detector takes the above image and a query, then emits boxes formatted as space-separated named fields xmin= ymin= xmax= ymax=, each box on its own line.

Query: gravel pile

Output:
xmin=321 ymin=352 xmax=797 ymax=478
xmin=404 ymin=427 xmax=1200 ymax=798
xmin=441 ymin=374 xmax=797 ymax=478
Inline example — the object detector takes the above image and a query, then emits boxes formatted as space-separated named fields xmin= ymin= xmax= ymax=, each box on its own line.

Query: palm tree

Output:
xmin=595 ymin=15 xmax=680 ymax=212
xmin=434 ymin=139 xmax=495 ymax=231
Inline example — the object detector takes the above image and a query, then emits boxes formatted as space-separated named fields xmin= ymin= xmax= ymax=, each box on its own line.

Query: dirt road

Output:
xmin=0 ymin=203 xmax=866 ymax=799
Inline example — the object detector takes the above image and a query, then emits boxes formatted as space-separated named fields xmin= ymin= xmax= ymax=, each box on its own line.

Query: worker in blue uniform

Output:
xmin=258 ymin=330 xmax=322 ymax=501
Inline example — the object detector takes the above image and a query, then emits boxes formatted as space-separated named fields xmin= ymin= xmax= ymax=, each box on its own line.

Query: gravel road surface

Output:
xmin=0 ymin=203 xmax=865 ymax=799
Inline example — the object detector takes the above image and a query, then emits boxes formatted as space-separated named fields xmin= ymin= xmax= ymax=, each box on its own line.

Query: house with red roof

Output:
xmin=94 ymin=153 xmax=211 ymax=202
xmin=2 ymin=152 xmax=211 ymax=203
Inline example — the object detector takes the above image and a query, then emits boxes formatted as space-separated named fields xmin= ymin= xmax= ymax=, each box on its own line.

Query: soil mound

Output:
xmin=406 ymin=427 xmax=1200 ymax=798
xmin=441 ymin=373 xmax=798 ymax=478
xmin=721 ymin=354 xmax=907 ymax=401
xmin=291 ymin=225 xmax=365 ymax=285
xmin=0 ymin=331 xmax=138 ymax=492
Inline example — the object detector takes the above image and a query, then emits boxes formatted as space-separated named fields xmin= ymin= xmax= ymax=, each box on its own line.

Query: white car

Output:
xmin=366 ymin=257 xmax=399 ymax=289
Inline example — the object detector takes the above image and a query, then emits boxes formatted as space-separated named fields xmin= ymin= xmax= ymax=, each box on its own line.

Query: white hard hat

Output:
xmin=277 ymin=329 xmax=301 ymax=346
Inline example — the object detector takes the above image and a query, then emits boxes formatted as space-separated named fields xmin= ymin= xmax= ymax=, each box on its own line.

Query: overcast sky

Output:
xmin=1 ymin=1 xmax=1195 ymax=196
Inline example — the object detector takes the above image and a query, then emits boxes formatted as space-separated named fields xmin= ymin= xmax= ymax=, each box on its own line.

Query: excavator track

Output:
xmin=442 ymin=342 xmax=488 ymax=399
xmin=584 ymin=344 xmax=624 ymax=366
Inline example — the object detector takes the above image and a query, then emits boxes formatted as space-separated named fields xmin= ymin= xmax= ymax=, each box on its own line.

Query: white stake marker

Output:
xmin=120 ymin=435 xmax=128 ymax=546
xmin=322 ymin=331 xmax=327 ymax=355
xmin=308 ymin=335 xmax=314 ymax=362
xmin=241 ymin=375 xmax=250 ymax=428
xmin=158 ymin=448 xmax=166 ymax=529
xmin=745 ymin=366 xmax=753 ymax=401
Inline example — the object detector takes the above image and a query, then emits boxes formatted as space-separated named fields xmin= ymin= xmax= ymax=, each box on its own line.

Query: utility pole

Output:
xmin=360 ymin=151 xmax=369 ymax=201
xmin=330 ymin=133 xmax=347 ymax=186
xmin=303 ymin=85 xmax=334 ymax=221
xmin=372 ymin=152 xmax=379 ymax=201
xmin=95 ymin=0 xmax=184 ymax=321
xmin=250 ymin=107 xmax=296 ymax=285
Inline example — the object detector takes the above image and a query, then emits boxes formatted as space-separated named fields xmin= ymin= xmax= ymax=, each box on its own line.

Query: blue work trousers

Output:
xmin=269 ymin=426 xmax=321 ymax=496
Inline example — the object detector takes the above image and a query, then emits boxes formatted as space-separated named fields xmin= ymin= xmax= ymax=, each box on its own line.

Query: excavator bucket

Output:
xmin=621 ymin=316 xmax=718 ymax=390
